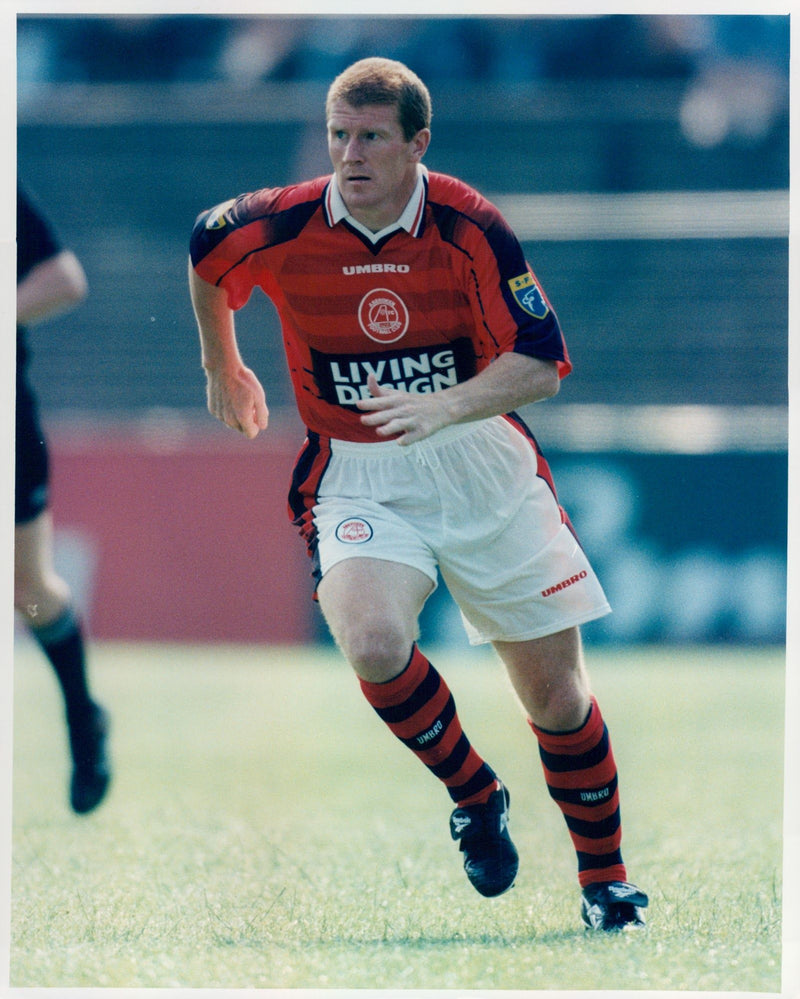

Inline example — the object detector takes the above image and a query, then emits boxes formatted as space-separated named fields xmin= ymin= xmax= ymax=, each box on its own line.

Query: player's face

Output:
xmin=327 ymin=100 xmax=430 ymax=233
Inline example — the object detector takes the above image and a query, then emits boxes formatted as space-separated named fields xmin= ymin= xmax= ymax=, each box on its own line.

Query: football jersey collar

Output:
xmin=325 ymin=165 xmax=427 ymax=242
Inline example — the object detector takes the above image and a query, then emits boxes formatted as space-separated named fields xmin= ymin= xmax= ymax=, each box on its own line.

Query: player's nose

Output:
xmin=343 ymin=137 xmax=364 ymax=162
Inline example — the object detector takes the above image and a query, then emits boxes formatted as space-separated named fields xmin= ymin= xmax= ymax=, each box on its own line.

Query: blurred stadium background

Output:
xmin=16 ymin=13 xmax=789 ymax=651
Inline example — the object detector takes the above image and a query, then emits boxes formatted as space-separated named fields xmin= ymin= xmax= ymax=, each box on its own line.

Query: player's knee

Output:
xmin=14 ymin=568 xmax=69 ymax=621
xmin=14 ymin=570 xmax=41 ymax=614
xmin=15 ymin=583 xmax=43 ymax=624
xmin=528 ymin=680 xmax=590 ymax=732
xmin=340 ymin=618 xmax=413 ymax=681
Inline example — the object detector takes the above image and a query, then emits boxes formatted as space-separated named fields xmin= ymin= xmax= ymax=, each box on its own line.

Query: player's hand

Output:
xmin=357 ymin=374 xmax=452 ymax=445
xmin=206 ymin=365 xmax=269 ymax=439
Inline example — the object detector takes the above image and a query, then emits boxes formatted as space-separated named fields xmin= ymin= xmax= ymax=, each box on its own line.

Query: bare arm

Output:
xmin=357 ymin=352 xmax=560 ymax=445
xmin=188 ymin=260 xmax=269 ymax=439
xmin=17 ymin=250 xmax=88 ymax=326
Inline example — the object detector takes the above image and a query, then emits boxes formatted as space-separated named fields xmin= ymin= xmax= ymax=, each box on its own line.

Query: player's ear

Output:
xmin=411 ymin=128 xmax=431 ymax=161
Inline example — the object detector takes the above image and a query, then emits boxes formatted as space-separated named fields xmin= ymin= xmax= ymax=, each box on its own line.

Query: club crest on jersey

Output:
xmin=335 ymin=518 xmax=374 ymax=544
xmin=508 ymin=272 xmax=549 ymax=319
xmin=358 ymin=288 xmax=409 ymax=344
xmin=205 ymin=199 xmax=235 ymax=230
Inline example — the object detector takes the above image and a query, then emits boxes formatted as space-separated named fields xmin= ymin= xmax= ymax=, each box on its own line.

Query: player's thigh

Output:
xmin=443 ymin=514 xmax=610 ymax=646
xmin=312 ymin=490 xmax=438 ymax=678
xmin=317 ymin=557 xmax=434 ymax=681
xmin=434 ymin=416 xmax=610 ymax=645
xmin=15 ymin=509 xmax=53 ymax=587
xmin=14 ymin=510 xmax=70 ymax=616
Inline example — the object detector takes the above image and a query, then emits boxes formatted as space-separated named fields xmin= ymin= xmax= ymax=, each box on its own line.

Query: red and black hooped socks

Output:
xmin=358 ymin=644 xmax=499 ymax=807
xmin=530 ymin=696 xmax=627 ymax=888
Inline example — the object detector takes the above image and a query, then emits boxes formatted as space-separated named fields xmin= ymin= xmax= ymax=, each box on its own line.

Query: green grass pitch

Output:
xmin=10 ymin=640 xmax=786 ymax=991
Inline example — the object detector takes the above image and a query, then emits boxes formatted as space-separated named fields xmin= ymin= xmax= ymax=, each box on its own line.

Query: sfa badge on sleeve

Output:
xmin=509 ymin=272 xmax=549 ymax=319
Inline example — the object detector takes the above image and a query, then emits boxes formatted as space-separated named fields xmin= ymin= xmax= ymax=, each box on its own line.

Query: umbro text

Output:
xmin=580 ymin=787 xmax=611 ymax=802
xmin=541 ymin=570 xmax=588 ymax=598
xmin=343 ymin=263 xmax=410 ymax=274
xmin=416 ymin=719 xmax=444 ymax=745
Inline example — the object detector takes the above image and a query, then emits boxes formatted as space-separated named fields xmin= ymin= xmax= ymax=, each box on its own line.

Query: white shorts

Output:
xmin=298 ymin=415 xmax=611 ymax=645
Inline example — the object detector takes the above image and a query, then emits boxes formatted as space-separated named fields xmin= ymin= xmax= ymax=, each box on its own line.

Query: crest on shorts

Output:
xmin=508 ymin=272 xmax=549 ymax=319
xmin=335 ymin=518 xmax=374 ymax=544
xmin=358 ymin=288 xmax=409 ymax=344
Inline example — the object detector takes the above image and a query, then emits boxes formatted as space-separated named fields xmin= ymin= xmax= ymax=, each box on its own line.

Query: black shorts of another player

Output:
xmin=15 ymin=356 xmax=50 ymax=526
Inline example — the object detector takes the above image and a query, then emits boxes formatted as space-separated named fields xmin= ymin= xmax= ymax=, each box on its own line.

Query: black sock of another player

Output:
xmin=31 ymin=607 xmax=95 ymax=723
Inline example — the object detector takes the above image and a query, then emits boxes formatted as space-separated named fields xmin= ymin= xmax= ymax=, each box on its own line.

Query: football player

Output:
xmin=189 ymin=57 xmax=647 ymax=930
xmin=16 ymin=186 xmax=111 ymax=815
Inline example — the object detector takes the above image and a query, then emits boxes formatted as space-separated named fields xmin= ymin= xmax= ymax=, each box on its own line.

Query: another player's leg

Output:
xmin=495 ymin=627 xmax=647 ymax=930
xmin=15 ymin=512 xmax=111 ymax=814
xmin=318 ymin=557 xmax=518 ymax=897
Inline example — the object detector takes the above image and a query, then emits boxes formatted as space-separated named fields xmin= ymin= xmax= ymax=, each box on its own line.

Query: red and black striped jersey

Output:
xmin=190 ymin=169 xmax=571 ymax=442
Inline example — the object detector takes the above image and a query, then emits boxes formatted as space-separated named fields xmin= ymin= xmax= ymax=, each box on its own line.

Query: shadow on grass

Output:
xmin=265 ymin=926 xmax=590 ymax=949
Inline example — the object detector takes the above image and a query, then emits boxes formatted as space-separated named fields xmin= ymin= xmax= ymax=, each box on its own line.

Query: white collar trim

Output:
xmin=326 ymin=165 xmax=427 ymax=242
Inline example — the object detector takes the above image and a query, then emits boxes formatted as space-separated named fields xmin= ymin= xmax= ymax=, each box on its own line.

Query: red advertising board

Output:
xmin=47 ymin=423 xmax=316 ymax=643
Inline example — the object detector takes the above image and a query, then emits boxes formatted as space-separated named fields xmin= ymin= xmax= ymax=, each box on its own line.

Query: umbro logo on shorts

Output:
xmin=541 ymin=570 xmax=588 ymax=598
xmin=335 ymin=518 xmax=373 ymax=544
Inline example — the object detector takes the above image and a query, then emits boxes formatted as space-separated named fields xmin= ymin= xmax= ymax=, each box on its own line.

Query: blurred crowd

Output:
xmin=18 ymin=14 xmax=790 ymax=147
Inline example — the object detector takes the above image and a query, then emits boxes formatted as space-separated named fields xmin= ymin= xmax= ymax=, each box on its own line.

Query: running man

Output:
xmin=189 ymin=57 xmax=647 ymax=931
xmin=16 ymin=185 xmax=111 ymax=814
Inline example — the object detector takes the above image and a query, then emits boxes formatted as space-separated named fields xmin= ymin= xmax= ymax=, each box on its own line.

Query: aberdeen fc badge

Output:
xmin=358 ymin=288 xmax=409 ymax=344
xmin=508 ymin=272 xmax=549 ymax=319
xmin=335 ymin=518 xmax=374 ymax=544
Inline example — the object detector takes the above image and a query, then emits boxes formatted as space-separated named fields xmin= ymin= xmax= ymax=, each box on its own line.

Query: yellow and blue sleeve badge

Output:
xmin=205 ymin=198 xmax=236 ymax=230
xmin=508 ymin=272 xmax=549 ymax=319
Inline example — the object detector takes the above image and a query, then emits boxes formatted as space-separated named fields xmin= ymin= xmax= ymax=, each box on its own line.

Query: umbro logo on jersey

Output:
xmin=342 ymin=263 xmax=410 ymax=274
